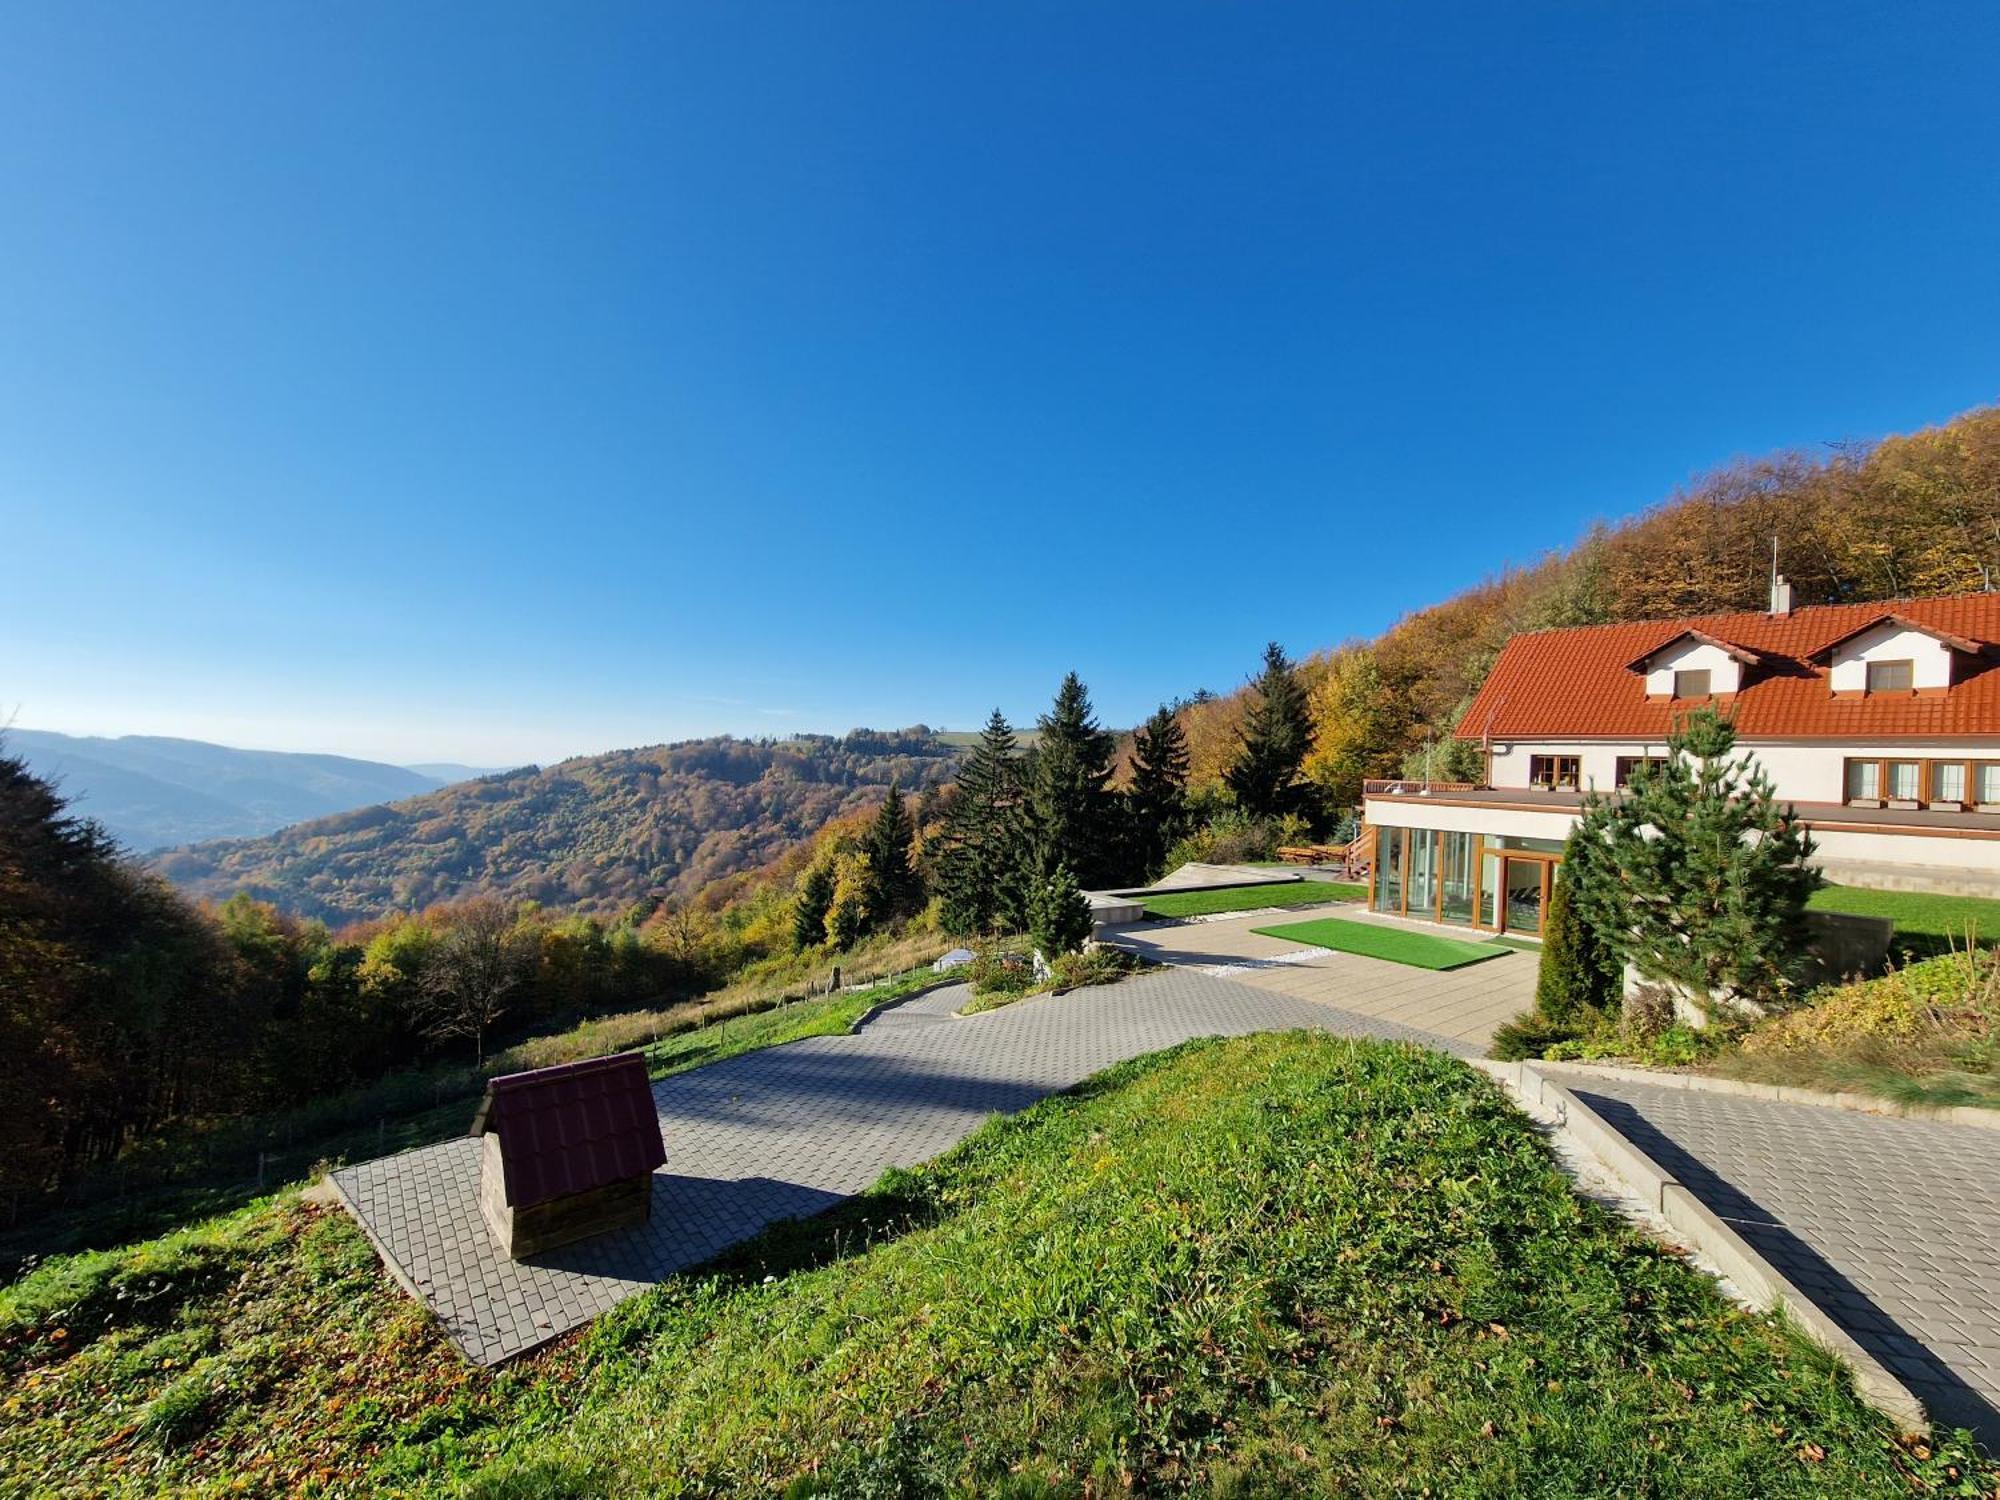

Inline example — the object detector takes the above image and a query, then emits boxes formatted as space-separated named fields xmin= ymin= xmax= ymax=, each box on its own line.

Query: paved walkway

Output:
xmin=1114 ymin=906 xmax=1538 ymax=1049
xmin=334 ymin=968 xmax=1467 ymax=1364
xmin=1569 ymin=1074 xmax=2000 ymax=1447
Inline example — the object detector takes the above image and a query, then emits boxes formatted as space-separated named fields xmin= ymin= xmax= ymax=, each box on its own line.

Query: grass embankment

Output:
xmin=1719 ymin=948 xmax=2000 ymax=1110
xmin=5 ymin=1036 xmax=1990 ymax=1495
xmin=1810 ymin=885 xmax=2000 ymax=959
xmin=1253 ymin=916 xmax=1511 ymax=972
xmin=2 ymin=954 xmax=945 ymax=1272
xmin=1141 ymin=878 xmax=1365 ymax=920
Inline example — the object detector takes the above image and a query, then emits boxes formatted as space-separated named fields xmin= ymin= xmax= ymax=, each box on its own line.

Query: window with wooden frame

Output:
xmin=1844 ymin=757 xmax=2000 ymax=809
xmin=1528 ymin=754 xmax=1581 ymax=790
xmin=1672 ymin=668 xmax=1711 ymax=699
xmin=1614 ymin=755 xmax=1668 ymax=788
xmin=1865 ymin=659 xmax=1915 ymax=693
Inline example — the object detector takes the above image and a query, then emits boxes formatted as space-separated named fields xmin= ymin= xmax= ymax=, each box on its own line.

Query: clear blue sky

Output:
xmin=5 ymin=3 xmax=1997 ymax=766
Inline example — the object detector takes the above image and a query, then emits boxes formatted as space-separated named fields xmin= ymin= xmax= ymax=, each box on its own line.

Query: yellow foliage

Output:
xmin=1739 ymin=952 xmax=1990 ymax=1055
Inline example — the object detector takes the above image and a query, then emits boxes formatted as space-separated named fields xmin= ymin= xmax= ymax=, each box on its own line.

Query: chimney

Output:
xmin=1770 ymin=573 xmax=1794 ymax=616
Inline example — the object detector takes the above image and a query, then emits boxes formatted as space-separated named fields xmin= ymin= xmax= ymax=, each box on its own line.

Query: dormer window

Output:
xmin=1866 ymin=659 xmax=1914 ymax=694
xmin=1673 ymin=668 xmax=1711 ymax=699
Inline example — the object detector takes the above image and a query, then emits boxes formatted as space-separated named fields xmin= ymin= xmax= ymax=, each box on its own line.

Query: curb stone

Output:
xmin=1530 ymin=1058 xmax=2000 ymax=1133
xmin=1472 ymin=1058 xmax=1931 ymax=1436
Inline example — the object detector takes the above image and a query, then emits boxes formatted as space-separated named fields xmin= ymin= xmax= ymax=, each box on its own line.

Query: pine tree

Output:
xmin=1031 ymin=672 xmax=1118 ymax=888
xmin=1030 ymin=862 xmax=1093 ymax=960
xmin=861 ymin=780 xmax=921 ymax=925
xmin=935 ymin=710 xmax=1034 ymax=935
xmin=1125 ymin=704 xmax=1190 ymax=881
xmin=1574 ymin=709 xmax=1821 ymax=1014
xmin=793 ymin=860 xmax=835 ymax=949
xmin=1533 ymin=843 xmax=1618 ymax=1028
xmin=1226 ymin=642 xmax=1313 ymax=820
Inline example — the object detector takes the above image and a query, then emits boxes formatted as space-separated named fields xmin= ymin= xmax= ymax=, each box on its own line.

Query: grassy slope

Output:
xmin=5 ymin=1036 xmax=1986 ymax=1496
xmin=3 ymin=968 xmax=944 ymax=1272
xmin=1141 ymin=878 xmax=1366 ymax=920
xmin=1811 ymin=885 xmax=2000 ymax=958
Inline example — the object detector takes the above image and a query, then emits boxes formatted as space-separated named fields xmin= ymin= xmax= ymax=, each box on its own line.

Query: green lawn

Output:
xmin=4 ymin=1035 xmax=1985 ymax=1495
xmin=1811 ymin=884 xmax=2000 ymax=958
xmin=1142 ymin=878 xmax=1365 ymax=920
xmin=1253 ymin=916 xmax=1512 ymax=971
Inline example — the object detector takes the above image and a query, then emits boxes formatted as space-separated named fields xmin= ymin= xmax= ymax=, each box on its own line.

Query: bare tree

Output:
xmin=413 ymin=898 xmax=532 ymax=1068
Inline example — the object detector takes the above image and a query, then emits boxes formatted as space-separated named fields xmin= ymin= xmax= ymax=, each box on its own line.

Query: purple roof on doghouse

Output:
xmin=469 ymin=1052 xmax=666 ymax=1209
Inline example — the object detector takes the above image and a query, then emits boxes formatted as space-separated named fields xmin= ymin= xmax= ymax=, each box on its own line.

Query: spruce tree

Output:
xmin=793 ymin=860 xmax=835 ymax=949
xmin=1030 ymin=862 xmax=1093 ymax=960
xmin=1573 ymin=709 xmax=1821 ymax=1014
xmin=1225 ymin=642 xmax=1313 ymax=820
xmin=861 ymin=780 xmax=921 ymax=925
xmin=1031 ymin=672 xmax=1118 ymax=889
xmin=1125 ymin=704 xmax=1191 ymax=881
xmin=935 ymin=709 xmax=1034 ymax=935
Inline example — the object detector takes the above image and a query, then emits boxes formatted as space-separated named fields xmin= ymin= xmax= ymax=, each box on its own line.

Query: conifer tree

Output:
xmin=1031 ymin=672 xmax=1118 ymax=889
xmin=861 ymin=780 xmax=921 ymax=925
xmin=1125 ymin=704 xmax=1191 ymax=880
xmin=1226 ymin=642 xmax=1313 ymax=820
xmin=1573 ymin=709 xmax=1821 ymax=1013
xmin=1030 ymin=862 xmax=1093 ymax=960
xmin=935 ymin=710 xmax=1034 ymax=935
xmin=793 ymin=860 xmax=835 ymax=950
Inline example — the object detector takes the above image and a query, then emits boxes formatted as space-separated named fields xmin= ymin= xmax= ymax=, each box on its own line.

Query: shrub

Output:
xmin=1740 ymin=951 xmax=1990 ymax=1056
xmin=1489 ymin=1010 xmax=1585 ymax=1061
xmin=1162 ymin=810 xmax=1281 ymax=871
xmin=1029 ymin=864 xmax=1092 ymax=960
xmin=967 ymin=950 xmax=1035 ymax=1000
xmin=1534 ymin=861 xmax=1615 ymax=1028
xmin=1049 ymin=946 xmax=1143 ymax=991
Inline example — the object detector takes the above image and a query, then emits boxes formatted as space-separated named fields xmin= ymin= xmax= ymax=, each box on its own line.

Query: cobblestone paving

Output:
xmin=1569 ymin=1075 xmax=2000 ymax=1446
xmin=334 ymin=968 xmax=1467 ymax=1364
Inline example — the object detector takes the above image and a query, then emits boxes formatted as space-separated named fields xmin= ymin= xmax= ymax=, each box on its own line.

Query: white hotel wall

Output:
xmin=1825 ymin=624 xmax=1954 ymax=692
xmin=1487 ymin=738 xmax=2000 ymax=804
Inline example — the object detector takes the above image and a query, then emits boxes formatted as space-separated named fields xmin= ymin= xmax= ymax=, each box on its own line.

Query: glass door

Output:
xmin=1440 ymin=832 xmax=1475 ymax=925
xmin=1407 ymin=831 xmax=1439 ymax=919
xmin=1501 ymin=856 xmax=1549 ymax=936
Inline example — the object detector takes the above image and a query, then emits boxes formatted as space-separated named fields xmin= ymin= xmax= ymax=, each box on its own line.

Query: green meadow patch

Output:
xmin=1253 ymin=915 xmax=1513 ymax=970
xmin=4 ymin=1036 xmax=1987 ymax=1495
xmin=1141 ymin=879 xmax=1365 ymax=920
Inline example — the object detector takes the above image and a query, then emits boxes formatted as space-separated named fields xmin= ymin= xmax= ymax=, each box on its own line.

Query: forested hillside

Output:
xmin=1178 ymin=403 xmax=2000 ymax=806
xmin=153 ymin=731 xmax=962 ymax=923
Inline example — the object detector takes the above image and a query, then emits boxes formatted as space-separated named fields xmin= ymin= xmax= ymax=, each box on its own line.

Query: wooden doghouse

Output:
xmin=471 ymin=1052 xmax=666 ymax=1259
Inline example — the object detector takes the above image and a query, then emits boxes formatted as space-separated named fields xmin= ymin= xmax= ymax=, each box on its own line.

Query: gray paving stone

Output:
xmin=335 ymin=968 xmax=1465 ymax=1364
xmin=1570 ymin=1076 xmax=2000 ymax=1447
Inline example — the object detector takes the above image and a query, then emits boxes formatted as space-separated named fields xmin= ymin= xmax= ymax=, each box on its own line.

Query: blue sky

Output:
xmin=5 ymin=3 xmax=1997 ymax=766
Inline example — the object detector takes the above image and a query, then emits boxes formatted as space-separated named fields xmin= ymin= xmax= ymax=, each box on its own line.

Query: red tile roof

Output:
xmin=1458 ymin=592 xmax=2000 ymax=742
xmin=471 ymin=1052 xmax=666 ymax=1209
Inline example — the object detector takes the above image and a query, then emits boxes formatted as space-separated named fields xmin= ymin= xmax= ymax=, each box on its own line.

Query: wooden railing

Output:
xmin=1361 ymin=778 xmax=1483 ymax=795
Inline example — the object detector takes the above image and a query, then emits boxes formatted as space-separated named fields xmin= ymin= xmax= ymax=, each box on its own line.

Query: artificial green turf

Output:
xmin=1141 ymin=878 xmax=1365 ymax=920
xmin=1252 ymin=916 xmax=1512 ymax=970
xmin=1810 ymin=883 xmax=2000 ymax=958
xmin=11 ymin=1035 xmax=1989 ymax=1494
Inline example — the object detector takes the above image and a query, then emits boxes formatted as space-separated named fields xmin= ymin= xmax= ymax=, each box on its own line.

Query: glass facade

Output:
xmin=1371 ymin=825 xmax=1540 ymax=932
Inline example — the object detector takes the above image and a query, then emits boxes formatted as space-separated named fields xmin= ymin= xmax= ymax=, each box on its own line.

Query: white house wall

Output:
xmin=1487 ymin=738 xmax=2000 ymax=804
xmin=1827 ymin=624 xmax=1954 ymax=692
xmin=1362 ymin=796 xmax=1578 ymax=842
xmin=1641 ymin=639 xmax=1743 ymax=696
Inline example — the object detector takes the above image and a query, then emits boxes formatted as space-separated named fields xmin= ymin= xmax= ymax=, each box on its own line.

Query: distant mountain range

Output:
xmin=150 ymin=730 xmax=964 ymax=924
xmin=5 ymin=730 xmax=492 ymax=853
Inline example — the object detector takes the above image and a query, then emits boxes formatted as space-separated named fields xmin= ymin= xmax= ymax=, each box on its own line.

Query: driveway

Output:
xmin=333 ymin=968 xmax=1470 ymax=1364
xmin=1114 ymin=905 xmax=1538 ymax=1049
xmin=1569 ymin=1074 xmax=2000 ymax=1447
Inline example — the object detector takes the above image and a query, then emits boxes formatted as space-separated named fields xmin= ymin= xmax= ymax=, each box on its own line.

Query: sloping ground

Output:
xmin=331 ymin=969 xmax=1460 ymax=1363
xmin=5 ymin=1035 xmax=1988 ymax=1496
